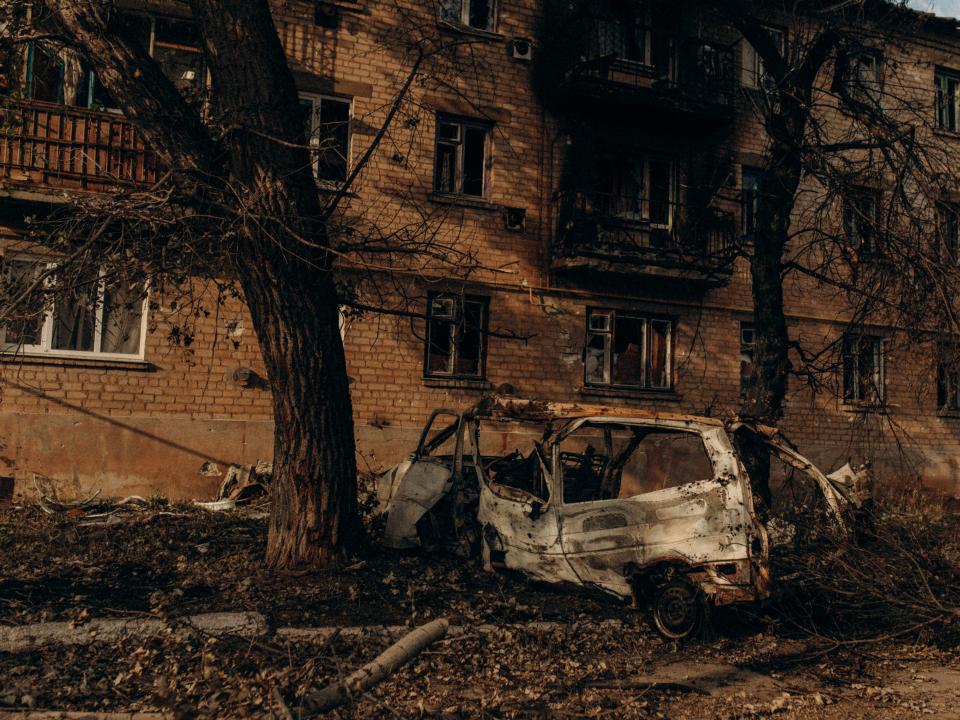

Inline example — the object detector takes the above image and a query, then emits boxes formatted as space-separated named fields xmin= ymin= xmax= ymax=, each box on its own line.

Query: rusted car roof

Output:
xmin=471 ymin=394 xmax=727 ymax=427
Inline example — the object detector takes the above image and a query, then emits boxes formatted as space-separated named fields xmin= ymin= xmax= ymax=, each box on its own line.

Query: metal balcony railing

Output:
xmin=568 ymin=22 xmax=736 ymax=111
xmin=0 ymin=98 xmax=160 ymax=192
xmin=555 ymin=191 xmax=735 ymax=261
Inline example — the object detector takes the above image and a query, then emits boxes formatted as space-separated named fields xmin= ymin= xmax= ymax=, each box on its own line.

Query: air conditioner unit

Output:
xmin=511 ymin=38 xmax=533 ymax=61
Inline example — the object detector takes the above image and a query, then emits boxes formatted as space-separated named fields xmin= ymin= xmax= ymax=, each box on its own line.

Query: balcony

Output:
xmin=552 ymin=191 xmax=736 ymax=286
xmin=559 ymin=27 xmax=736 ymax=125
xmin=0 ymin=99 xmax=160 ymax=198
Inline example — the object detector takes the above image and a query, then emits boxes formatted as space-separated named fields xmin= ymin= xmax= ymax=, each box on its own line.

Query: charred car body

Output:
xmin=377 ymin=395 xmax=871 ymax=639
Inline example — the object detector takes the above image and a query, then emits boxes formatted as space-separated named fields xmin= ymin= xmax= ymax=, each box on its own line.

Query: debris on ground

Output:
xmin=194 ymin=461 xmax=272 ymax=512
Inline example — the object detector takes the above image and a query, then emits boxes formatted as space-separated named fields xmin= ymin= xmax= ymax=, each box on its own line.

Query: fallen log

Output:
xmin=300 ymin=617 xmax=449 ymax=714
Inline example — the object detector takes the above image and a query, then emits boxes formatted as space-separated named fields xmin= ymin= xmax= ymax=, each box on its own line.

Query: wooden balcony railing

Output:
xmin=0 ymin=98 xmax=160 ymax=194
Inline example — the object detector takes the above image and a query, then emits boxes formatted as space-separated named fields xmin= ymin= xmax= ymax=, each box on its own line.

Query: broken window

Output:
xmin=434 ymin=116 xmax=490 ymax=198
xmin=300 ymin=94 xmax=351 ymax=184
xmin=584 ymin=309 xmax=671 ymax=390
xmin=741 ymin=167 xmax=763 ymax=236
xmin=936 ymin=67 xmax=960 ymax=132
xmin=604 ymin=155 xmax=676 ymax=229
xmin=740 ymin=26 xmax=785 ymax=90
xmin=739 ymin=321 xmax=755 ymax=398
xmin=560 ymin=423 xmax=713 ymax=503
xmin=425 ymin=293 xmax=488 ymax=379
xmin=0 ymin=258 xmax=146 ymax=359
xmin=842 ymin=334 xmax=884 ymax=403
xmin=152 ymin=17 xmax=204 ymax=98
xmin=843 ymin=190 xmax=880 ymax=256
xmin=115 ymin=11 xmax=205 ymax=101
xmin=440 ymin=0 xmax=495 ymax=31
xmin=477 ymin=419 xmax=551 ymax=502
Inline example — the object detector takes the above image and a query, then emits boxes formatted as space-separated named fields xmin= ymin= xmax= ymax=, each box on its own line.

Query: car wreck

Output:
xmin=376 ymin=394 xmax=871 ymax=639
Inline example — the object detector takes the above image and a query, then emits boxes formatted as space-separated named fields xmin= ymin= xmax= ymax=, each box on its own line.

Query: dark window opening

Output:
xmin=301 ymin=95 xmax=351 ymax=184
xmin=838 ymin=50 xmax=881 ymax=103
xmin=938 ymin=203 xmax=960 ymax=261
xmin=425 ymin=293 xmax=488 ymax=379
xmin=434 ymin=116 xmax=490 ymax=198
xmin=843 ymin=191 xmax=880 ymax=257
xmin=441 ymin=0 xmax=495 ymax=31
xmin=938 ymin=346 xmax=960 ymax=412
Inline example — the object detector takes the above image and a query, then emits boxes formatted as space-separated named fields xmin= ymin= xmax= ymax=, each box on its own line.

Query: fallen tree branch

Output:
xmin=300 ymin=617 xmax=449 ymax=714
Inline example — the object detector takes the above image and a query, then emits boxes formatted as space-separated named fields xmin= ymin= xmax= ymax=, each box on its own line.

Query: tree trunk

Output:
xmin=738 ymin=140 xmax=802 ymax=506
xmin=49 ymin=0 xmax=364 ymax=568
xmin=236 ymin=251 xmax=361 ymax=568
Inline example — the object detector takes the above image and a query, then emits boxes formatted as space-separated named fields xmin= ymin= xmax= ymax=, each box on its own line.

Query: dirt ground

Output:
xmin=2 ymin=503 xmax=959 ymax=719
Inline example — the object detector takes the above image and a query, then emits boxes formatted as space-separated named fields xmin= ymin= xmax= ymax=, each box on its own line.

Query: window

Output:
xmin=424 ymin=293 xmax=488 ymax=379
xmin=741 ymin=167 xmax=763 ymax=236
xmin=842 ymin=334 xmax=884 ymax=403
xmin=440 ymin=0 xmax=495 ymax=31
xmin=23 ymin=44 xmax=117 ymax=111
xmin=837 ymin=50 xmax=881 ymax=103
xmin=741 ymin=26 xmax=785 ymax=90
xmin=584 ymin=309 xmax=672 ymax=390
xmin=936 ymin=68 xmax=960 ymax=132
xmin=739 ymin=321 xmax=755 ymax=397
xmin=605 ymin=156 xmax=676 ymax=228
xmin=117 ymin=12 xmax=205 ymax=100
xmin=843 ymin=191 xmax=879 ymax=256
xmin=559 ymin=423 xmax=713 ymax=504
xmin=300 ymin=95 xmax=352 ymax=184
xmin=434 ymin=116 xmax=490 ymax=198
xmin=938 ymin=203 xmax=960 ymax=260
xmin=938 ymin=345 xmax=960 ymax=412
xmin=0 ymin=257 xmax=146 ymax=359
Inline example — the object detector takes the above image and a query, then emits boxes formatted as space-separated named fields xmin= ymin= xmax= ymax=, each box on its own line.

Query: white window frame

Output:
xmin=0 ymin=256 xmax=148 ymax=361
xmin=441 ymin=0 xmax=497 ymax=32
xmin=299 ymin=92 xmax=353 ymax=187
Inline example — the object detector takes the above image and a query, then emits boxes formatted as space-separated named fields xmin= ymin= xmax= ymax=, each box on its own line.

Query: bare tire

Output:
xmin=652 ymin=578 xmax=701 ymax=640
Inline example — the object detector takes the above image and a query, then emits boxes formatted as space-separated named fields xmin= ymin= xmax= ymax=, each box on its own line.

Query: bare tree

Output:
xmin=0 ymin=0 xmax=506 ymax=568
xmin=536 ymin=0 xmax=960 ymax=494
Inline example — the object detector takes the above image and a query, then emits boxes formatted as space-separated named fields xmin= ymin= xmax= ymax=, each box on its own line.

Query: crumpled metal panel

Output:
xmin=380 ymin=458 xmax=453 ymax=549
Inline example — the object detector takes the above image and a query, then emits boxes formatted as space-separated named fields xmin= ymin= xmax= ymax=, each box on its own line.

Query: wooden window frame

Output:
xmin=423 ymin=292 xmax=489 ymax=380
xmin=584 ymin=308 xmax=674 ymax=391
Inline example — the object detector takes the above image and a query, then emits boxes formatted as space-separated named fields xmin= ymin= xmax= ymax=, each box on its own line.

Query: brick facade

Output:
xmin=2 ymin=0 xmax=960 ymax=499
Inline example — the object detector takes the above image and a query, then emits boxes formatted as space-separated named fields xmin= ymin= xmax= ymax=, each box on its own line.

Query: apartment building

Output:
xmin=1 ymin=0 xmax=960 ymax=499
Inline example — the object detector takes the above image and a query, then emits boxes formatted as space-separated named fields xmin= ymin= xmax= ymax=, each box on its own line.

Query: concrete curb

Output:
xmin=0 ymin=612 xmax=624 ymax=653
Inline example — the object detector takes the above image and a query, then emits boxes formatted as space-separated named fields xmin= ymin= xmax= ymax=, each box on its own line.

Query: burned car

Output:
xmin=377 ymin=395 xmax=870 ymax=639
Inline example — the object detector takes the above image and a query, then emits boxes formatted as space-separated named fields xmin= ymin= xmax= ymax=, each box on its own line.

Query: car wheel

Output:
xmin=651 ymin=578 xmax=702 ymax=640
